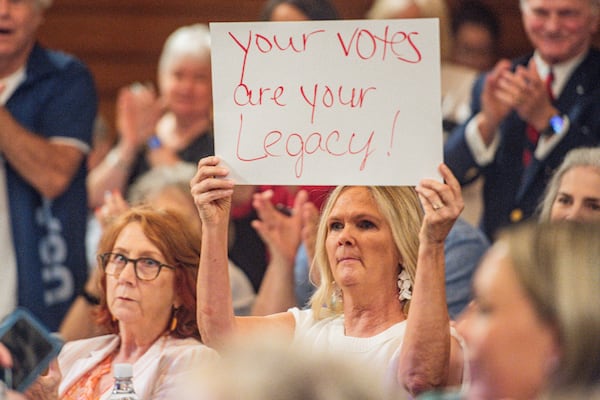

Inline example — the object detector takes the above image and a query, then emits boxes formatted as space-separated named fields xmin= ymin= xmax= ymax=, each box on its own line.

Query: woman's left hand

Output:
xmin=415 ymin=163 xmax=464 ymax=244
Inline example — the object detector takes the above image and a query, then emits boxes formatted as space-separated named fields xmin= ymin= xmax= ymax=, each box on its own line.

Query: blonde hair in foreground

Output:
xmin=187 ymin=334 xmax=402 ymax=400
xmin=310 ymin=185 xmax=423 ymax=319
xmin=497 ymin=221 xmax=600 ymax=390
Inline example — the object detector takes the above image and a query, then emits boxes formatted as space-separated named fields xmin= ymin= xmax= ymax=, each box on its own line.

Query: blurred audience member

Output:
xmin=185 ymin=334 xmax=404 ymax=400
xmin=260 ymin=0 xmax=339 ymax=20
xmin=455 ymin=221 xmax=600 ymax=399
xmin=537 ymin=147 xmax=600 ymax=223
xmin=451 ymin=0 xmax=501 ymax=72
xmin=448 ymin=0 xmax=501 ymax=228
xmin=445 ymin=0 xmax=600 ymax=240
xmin=0 ymin=0 xmax=97 ymax=330
xmin=366 ymin=0 xmax=453 ymax=60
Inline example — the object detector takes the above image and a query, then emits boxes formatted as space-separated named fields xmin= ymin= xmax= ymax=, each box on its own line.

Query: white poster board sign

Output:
xmin=210 ymin=19 xmax=442 ymax=185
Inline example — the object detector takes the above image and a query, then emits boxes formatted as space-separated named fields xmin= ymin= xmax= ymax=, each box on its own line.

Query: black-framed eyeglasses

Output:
xmin=99 ymin=252 xmax=175 ymax=281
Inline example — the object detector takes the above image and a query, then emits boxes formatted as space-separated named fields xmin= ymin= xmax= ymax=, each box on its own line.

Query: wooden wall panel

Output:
xmin=37 ymin=0 xmax=598 ymax=138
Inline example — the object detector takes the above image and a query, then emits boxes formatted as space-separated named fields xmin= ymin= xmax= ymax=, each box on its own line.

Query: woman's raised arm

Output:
xmin=191 ymin=156 xmax=295 ymax=349
xmin=398 ymin=164 xmax=465 ymax=395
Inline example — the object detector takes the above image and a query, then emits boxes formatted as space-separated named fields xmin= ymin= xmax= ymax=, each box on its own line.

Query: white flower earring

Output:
xmin=397 ymin=268 xmax=413 ymax=302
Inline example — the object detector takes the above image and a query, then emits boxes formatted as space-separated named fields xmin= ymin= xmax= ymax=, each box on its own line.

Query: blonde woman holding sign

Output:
xmin=191 ymin=156 xmax=465 ymax=397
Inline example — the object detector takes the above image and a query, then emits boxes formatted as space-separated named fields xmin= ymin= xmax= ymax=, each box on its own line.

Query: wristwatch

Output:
xmin=540 ymin=114 xmax=565 ymax=137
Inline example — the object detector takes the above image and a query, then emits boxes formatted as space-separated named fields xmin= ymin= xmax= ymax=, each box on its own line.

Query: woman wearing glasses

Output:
xmin=28 ymin=206 xmax=217 ymax=399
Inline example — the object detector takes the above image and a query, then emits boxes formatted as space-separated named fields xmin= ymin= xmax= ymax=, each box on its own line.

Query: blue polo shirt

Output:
xmin=5 ymin=43 xmax=97 ymax=330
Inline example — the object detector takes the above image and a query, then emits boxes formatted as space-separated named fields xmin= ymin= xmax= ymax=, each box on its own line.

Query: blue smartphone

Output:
xmin=0 ymin=308 xmax=63 ymax=392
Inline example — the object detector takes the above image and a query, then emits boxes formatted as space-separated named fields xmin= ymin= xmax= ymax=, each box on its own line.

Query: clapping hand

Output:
xmin=251 ymin=189 xmax=307 ymax=265
xmin=116 ymin=82 xmax=164 ymax=150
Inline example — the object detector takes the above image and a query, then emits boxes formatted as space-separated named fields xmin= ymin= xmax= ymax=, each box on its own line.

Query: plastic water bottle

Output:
xmin=108 ymin=363 xmax=139 ymax=400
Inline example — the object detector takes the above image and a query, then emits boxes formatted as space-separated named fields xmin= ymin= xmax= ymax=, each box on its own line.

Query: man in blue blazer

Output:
xmin=445 ymin=0 xmax=600 ymax=240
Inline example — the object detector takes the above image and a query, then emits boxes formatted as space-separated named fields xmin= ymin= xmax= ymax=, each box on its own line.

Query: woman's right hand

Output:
xmin=190 ymin=156 xmax=235 ymax=226
xmin=116 ymin=83 xmax=164 ymax=149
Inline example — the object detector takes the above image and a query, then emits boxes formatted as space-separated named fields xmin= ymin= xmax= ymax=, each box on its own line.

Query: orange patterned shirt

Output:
xmin=62 ymin=352 xmax=114 ymax=399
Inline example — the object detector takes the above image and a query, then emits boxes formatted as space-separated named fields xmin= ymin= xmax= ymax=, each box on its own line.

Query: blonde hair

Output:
xmin=310 ymin=186 xmax=423 ymax=319
xmin=188 ymin=334 xmax=402 ymax=400
xmin=497 ymin=221 xmax=600 ymax=389
xmin=366 ymin=0 xmax=453 ymax=60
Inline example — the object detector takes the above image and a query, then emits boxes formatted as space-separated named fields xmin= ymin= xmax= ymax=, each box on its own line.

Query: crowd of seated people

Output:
xmin=445 ymin=0 xmax=600 ymax=240
xmin=1 ymin=0 xmax=599 ymax=399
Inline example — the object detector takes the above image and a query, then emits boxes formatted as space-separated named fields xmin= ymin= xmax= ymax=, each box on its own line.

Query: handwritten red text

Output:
xmin=300 ymin=84 xmax=376 ymax=123
xmin=337 ymin=26 xmax=421 ymax=63
xmin=228 ymin=29 xmax=325 ymax=84
xmin=235 ymin=114 xmax=376 ymax=178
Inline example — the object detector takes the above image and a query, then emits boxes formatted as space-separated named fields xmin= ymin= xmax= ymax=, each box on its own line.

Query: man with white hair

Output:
xmin=0 ymin=0 xmax=97 ymax=330
xmin=445 ymin=0 xmax=600 ymax=240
